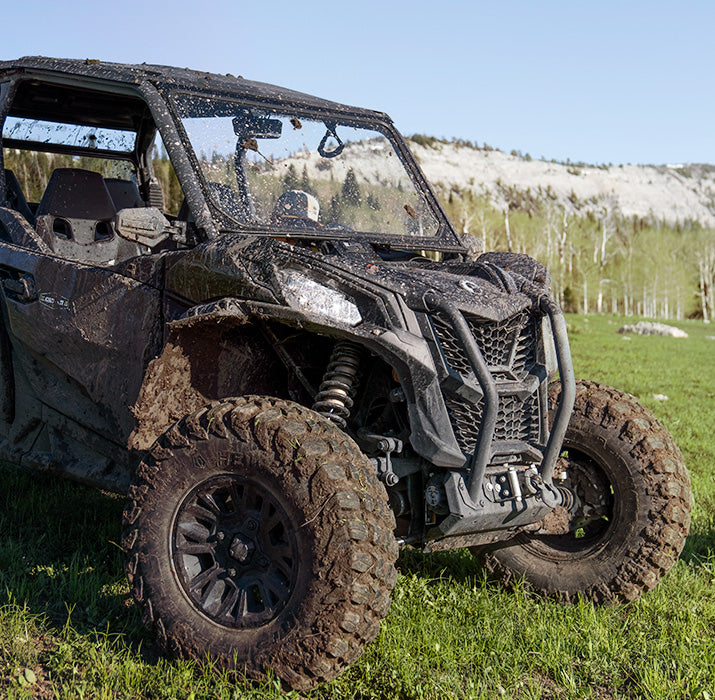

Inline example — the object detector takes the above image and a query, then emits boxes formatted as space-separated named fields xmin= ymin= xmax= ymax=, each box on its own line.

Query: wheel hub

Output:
xmin=536 ymin=453 xmax=613 ymax=539
xmin=229 ymin=533 xmax=255 ymax=563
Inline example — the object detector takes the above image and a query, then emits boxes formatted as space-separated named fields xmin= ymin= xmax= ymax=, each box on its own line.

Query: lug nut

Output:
xmin=230 ymin=534 xmax=255 ymax=563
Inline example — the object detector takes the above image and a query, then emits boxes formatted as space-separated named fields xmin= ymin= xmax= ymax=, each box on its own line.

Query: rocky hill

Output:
xmin=408 ymin=138 xmax=715 ymax=228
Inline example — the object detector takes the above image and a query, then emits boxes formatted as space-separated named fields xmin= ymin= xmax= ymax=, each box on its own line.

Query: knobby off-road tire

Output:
xmin=480 ymin=380 xmax=691 ymax=603
xmin=122 ymin=396 xmax=398 ymax=690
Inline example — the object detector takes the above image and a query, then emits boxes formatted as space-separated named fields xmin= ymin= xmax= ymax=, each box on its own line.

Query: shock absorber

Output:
xmin=312 ymin=341 xmax=362 ymax=429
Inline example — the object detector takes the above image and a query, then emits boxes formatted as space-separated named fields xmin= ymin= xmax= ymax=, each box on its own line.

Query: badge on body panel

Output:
xmin=39 ymin=292 xmax=70 ymax=310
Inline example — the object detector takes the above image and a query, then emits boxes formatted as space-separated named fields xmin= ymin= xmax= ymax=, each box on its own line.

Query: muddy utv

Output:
xmin=0 ymin=57 xmax=691 ymax=690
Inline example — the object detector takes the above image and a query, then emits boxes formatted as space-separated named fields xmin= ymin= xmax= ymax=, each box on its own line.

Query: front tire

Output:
xmin=480 ymin=380 xmax=691 ymax=603
xmin=122 ymin=396 xmax=397 ymax=689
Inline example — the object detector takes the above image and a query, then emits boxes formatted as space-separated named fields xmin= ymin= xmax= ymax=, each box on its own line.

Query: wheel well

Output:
xmin=129 ymin=319 xmax=289 ymax=450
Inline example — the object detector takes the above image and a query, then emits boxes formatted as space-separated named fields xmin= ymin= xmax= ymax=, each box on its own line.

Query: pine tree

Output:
xmin=329 ymin=194 xmax=342 ymax=223
xmin=283 ymin=164 xmax=299 ymax=190
xmin=341 ymin=167 xmax=361 ymax=205
xmin=300 ymin=165 xmax=314 ymax=195
xmin=366 ymin=191 xmax=381 ymax=211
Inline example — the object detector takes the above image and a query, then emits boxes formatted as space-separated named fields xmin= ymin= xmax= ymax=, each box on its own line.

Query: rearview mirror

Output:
xmin=232 ymin=113 xmax=282 ymax=139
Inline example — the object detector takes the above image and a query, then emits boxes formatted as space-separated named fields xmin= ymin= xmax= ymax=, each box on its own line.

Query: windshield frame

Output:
xmin=165 ymin=88 xmax=462 ymax=251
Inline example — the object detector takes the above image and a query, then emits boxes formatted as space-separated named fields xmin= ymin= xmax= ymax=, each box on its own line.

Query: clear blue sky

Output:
xmin=2 ymin=0 xmax=713 ymax=166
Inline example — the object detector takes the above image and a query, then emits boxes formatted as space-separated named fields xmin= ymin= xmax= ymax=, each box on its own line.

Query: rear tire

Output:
xmin=122 ymin=396 xmax=397 ymax=689
xmin=479 ymin=380 xmax=691 ymax=603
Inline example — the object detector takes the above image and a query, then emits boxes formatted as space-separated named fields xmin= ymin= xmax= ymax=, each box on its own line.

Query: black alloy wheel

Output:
xmin=172 ymin=474 xmax=298 ymax=628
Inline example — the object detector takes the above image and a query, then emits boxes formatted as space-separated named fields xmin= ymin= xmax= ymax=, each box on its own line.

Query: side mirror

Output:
xmin=115 ymin=207 xmax=185 ymax=247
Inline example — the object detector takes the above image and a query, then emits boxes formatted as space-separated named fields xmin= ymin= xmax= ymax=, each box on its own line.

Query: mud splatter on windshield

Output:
xmin=2 ymin=116 xmax=136 ymax=152
xmin=173 ymin=94 xmax=439 ymax=239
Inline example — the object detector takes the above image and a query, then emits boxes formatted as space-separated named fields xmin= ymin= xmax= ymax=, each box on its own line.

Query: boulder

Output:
xmin=617 ymin=321 xmax=688 ymax=338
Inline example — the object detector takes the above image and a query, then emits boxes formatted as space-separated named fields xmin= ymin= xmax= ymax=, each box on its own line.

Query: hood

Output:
xmin=166 ymin=235 xmax=548 ymax=326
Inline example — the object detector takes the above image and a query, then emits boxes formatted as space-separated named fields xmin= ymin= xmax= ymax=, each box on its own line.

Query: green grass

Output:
xmin=1 ymin=314 xmax=714 ymax=699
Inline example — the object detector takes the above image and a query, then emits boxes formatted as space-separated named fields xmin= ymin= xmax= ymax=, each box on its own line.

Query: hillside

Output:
xmin=408 ymin=138 xmax=715 ymax=229
xmin=402 ymin=137 xmax=715 ymax=322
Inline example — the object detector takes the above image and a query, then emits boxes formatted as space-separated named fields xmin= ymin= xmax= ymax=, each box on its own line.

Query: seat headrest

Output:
xmin=36 ymin=169 xmax=115 ymax=220
xmin=105 ymin=178 xmax=144 ymax=210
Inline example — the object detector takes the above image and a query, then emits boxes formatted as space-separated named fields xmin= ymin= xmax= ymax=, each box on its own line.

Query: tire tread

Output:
xmin=122 ymin=396 xmax=397 ymax=690
xmin=481 ymin=379 xmax=691 ymax=603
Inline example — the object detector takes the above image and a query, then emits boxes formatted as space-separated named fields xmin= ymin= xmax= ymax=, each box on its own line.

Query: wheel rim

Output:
xmin=521 ymin=442 xmax=617 ymax=559
xmin=172 ymin=474 xmax=299 ymax=628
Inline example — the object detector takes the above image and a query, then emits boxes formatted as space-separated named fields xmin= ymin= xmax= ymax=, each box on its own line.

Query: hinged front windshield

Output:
xmin=173 ymin=94 xmax=441 ymax=241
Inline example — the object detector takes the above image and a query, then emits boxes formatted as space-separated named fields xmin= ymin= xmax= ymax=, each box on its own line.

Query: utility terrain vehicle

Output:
xmin=0 ymin=57 xmax=691 ymax=689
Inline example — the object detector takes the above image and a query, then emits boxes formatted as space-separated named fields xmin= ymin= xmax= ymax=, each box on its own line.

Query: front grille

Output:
xmin=444 ymin=392 xmax=540 ymax=456
xmin=512 ymin=316 xmax=536 ymax=375
xmin=431 ymin=309 xmax=542 ymax=457
xmin=430 ymin=313 xmax=473 ymax=376
xmin=494 ymin=393 xmax=540 ymax=441
xmin=432 ymin=310 xmax=536 ymax=375
xmin=444 ymin=394 xmax=484 ymax=456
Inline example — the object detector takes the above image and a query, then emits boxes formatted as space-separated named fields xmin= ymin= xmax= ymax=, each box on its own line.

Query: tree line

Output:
xmin=6 ymin=147 xmax=713 ymax=321
xmin=438 ymin=183 xmax=715 ymax=321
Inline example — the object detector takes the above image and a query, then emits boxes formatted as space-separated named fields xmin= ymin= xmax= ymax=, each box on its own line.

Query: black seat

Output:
xmin=207 ymin=181 xmax=248 ymax=222
xmin=3 ymin=169 xmax=34 ymax=223
xmin=105 ymin=177 xmax=144 ymax=210
xmin=35 ymin=168 xmax=122 ymax=264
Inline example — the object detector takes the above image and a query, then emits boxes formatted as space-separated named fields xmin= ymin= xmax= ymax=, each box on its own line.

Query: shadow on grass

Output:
xmin=681 ymin=532 xmax=715 ymax=565
xmin=396 ymin=544 xmax=500 ymax=587
xmin=0 ymin=462 xmax=156 ymax=661
xmin=2 ymin=455 xmax=708 ymax=663
xmin=680 ymin=494 xmax=715 ymax=564
xmin=398 ymin=527 xmax=710 ymax=595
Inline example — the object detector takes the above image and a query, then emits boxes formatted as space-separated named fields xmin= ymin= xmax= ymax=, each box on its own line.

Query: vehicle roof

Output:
xmin=0 ymin=56 xmax=392 ymax=122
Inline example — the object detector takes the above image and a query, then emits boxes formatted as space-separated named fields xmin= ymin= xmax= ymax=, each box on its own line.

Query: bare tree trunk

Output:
xmin=699 ymin=253 xmax=713 ymax=323
xmin=583 ymin=279 xmax=589 ymax=314
xmin=504 ymin=207 xmax=513 ymax=252
xmin=676 ymin=286 xmax=682 ymax=320
xmin=707 ymin=246 xmax=715 ymax=321
xmin=558 ymin=213 xmax=569 ymax=298
xmin=477 ymin=209 xmax=489 ymax=251
xmin=460 ymin=204 xmax=474 ymax=236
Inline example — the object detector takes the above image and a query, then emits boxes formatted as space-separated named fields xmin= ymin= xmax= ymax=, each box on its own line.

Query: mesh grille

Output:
xmin=445 ymin=393 xmax=540 ymax=456
xmin=431 ymin=314 xmax=472 ymax=376
xmin=468 ymin=311 xmax=527 ymax=367
xmin=432 ymin=309 xmax=541 ymax=456
xmin=432 ymin=310 xmax=535 ymax=374
xmin=512 ymin=317 xmax=537 ymax=375
xmin=494 ymin=393 xmax=540 ymax=442
xmin=444 ymin=395 xmax=483 ymax=456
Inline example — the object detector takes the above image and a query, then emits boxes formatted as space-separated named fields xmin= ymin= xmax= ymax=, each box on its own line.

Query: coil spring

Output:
xmin=312 ymin=341 xmax=362 ymax=429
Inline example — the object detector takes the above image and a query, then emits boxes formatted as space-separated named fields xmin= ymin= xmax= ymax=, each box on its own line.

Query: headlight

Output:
xmin=277 ymin=270 xmax=362 ymax=326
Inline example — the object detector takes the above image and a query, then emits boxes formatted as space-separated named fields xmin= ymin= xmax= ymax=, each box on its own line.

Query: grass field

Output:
xmin=1 ymin=314 xmax=714 ymax=699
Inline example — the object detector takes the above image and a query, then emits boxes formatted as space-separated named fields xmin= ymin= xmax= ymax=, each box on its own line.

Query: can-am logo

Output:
xmin=39 ymin=292 xmax=70 ymax=310
xmin=459 ymin=279 xmax=479 ymax=294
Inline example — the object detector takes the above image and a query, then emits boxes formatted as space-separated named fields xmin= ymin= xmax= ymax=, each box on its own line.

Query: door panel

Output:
xmin=0 ymin=241 xmax=161 ymax=444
